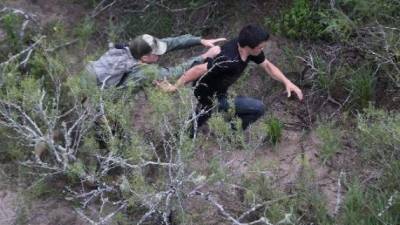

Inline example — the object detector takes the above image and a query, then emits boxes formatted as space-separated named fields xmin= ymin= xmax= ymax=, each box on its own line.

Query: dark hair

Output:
xmin=129 ymin=37 xmax=152 ymax=59
xmin=238 ymin=24 xmax=270 ymax=48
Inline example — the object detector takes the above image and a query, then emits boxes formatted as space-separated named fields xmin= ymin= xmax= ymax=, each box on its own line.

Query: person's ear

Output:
xmin=140 ymin=55 xmax=148 ymax=62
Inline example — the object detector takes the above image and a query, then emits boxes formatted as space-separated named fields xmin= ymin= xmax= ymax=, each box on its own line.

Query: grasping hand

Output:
xmin=285 ymin=82 xmax=303 ymax=101
xmin=200 ymin=38 xmax=226 ymax=48
xmin=201 ymin=46 xmax=221 ymax=59
xmin=154 ymin=78 xmax=178 ymax=93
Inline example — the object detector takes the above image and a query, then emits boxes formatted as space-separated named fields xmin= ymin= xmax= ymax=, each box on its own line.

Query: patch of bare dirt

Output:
xmin=4 ymin=0 xmax=87 ymax=28
xmin=0 ymin=190 xmax=17 ymax=225
xmin=0 ymin=192 xmax=86 ymax=225
xmin=23 ymin=198 xmax=86 ymax=225
xmin=0 ymin=170 xmax=86 ymax=225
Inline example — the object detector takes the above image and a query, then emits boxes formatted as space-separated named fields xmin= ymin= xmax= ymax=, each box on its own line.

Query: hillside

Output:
xmin=0 ymin=0 xmax=399 ymax=225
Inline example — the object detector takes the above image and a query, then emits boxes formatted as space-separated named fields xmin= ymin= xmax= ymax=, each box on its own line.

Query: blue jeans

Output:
xmin=194 ymin=94 xmax=265 ymax=130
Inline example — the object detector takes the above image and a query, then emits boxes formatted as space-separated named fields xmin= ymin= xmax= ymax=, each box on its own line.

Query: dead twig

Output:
xmin=0 ymin=35 xmax=45 ymax=67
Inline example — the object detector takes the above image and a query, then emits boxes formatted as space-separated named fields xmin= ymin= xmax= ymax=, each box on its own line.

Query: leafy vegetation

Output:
xmin=316 ymin=121 xmax=342 ymax=164
xmin=0 ymin=0 xmax=399 ymax=225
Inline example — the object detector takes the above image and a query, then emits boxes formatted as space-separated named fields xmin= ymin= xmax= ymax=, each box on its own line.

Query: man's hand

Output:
xmin=200 ymin=38 xmax=226 ymax=48
xmin=154 ymin=79 xmax=178 ymax=93
xmin=285 ymin=82 xmax=303 ymax=101
xmin=201 ymin=46 xmax=221 ymax=59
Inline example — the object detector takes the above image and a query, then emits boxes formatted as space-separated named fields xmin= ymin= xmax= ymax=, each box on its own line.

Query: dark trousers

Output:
xmin=194 ymin=93 xmax=265 ymax=130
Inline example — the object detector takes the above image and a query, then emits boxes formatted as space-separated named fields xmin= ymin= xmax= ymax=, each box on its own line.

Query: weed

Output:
xmin=356 ymin=106 xmax=399 ymax=163
xmin=316 ymin=121 xmax=342 ymax=164
xmin=293 ymin=155 xmax=333 ymax=224
xmin=74 ymin=17 xmax=95 ymax=51
xmin=265 ymin=0 xmax=326 ymax=40
xmin=265 ymin=0 xmax=356 ymax=41
xmin=346 ymin=66 xmax=375 ymax=109
xmin=340 ymin=181 xmax=400 ymax=225
xmin=264 ymin=116 xmax=283 ymax=146
xmin=0 ymin=12 xmax=23 ymax=55
xmin=338 ymin=0 xmax=400 ymax=23
xmin=207 ymin=157 xmax=227 ymax=183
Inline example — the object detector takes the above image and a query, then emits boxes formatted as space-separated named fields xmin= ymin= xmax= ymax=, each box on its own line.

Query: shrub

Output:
xmin=338 ymin=0 xmax=400 ymax=23
xmin=316 ymin=121 xmax=342 ymax=164
xmin=356 ymin=106 xmax=399 ymax=163
xmin=264 ymin=116 xmax=283 ymax=146
xmin=265 ymin=0 xmax=355 ymax=41
xmin=208 ymin=112 xmax=245 ymax=151
xmin=340 ymin=181 xmax=400 ymax=225
xmin=346 ymin=66 xmax=375 ymax=109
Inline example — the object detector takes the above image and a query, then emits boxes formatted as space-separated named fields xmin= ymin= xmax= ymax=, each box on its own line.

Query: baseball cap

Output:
xmin=129 ymin=34 xmax=167 ymax=59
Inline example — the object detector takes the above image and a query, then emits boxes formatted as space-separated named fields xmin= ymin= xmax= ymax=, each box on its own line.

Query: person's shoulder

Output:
xmin=215 ymin=37 xmax=238 ymax=61
xmin=221 ymin=38 xmax=238 ymax=51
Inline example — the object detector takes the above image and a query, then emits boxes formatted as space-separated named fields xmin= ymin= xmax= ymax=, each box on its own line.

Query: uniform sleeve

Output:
xmin=249 ymin=52 xmax=265 ymax=64
xmin=120 ymin=56 xmax=204 ymax=88
xmin=156 ymin=56 xmax=204 ymax=79
xmin=161 ymin=34 xmax=202 ymax=52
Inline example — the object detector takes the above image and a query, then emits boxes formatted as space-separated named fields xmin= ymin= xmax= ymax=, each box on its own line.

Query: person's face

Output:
xmin=141 ymin=53 xmax=160 ymax=63
xmin=249 ymin=41 xmax=267 ymax=56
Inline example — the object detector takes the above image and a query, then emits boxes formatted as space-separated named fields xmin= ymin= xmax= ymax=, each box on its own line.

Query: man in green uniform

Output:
xmin=90 ymin=34 xmax=225 ymax=88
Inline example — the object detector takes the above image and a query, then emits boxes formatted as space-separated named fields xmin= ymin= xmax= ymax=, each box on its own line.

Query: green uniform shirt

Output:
xmin=119 ymin=34 xmax=203 ymax=88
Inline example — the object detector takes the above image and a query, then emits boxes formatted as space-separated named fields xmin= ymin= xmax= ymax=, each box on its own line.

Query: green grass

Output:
xmin=316 ymin=121 xmax=342 ymax=164
xmin=264 ymin=117 xmax=283 ymax=146
xmin=347 ymin=66 xmax=375 ymax=109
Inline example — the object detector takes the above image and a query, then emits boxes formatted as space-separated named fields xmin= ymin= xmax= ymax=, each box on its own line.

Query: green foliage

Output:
xmin=120 ymin=135 xmax=150 ymax=163
xmin=307 ymin=52 xmax=345 ymax=97
xmin=356 ymin=106 xmax=400 ymax=163
xmin=241 ymin=160 xmax=295 ymax=223
xmin=147 ymin=87 xmax=174 ymax=116
xmin=106 ymin=17 xmax=127 ymax=43
xmin=67 ymin=160 xmax=87 ymax=180
xmin=111 ymin=212 xmax=130 ymax=225
xmin=25 ymin=179 xmax=59 ymax=200
xmin=181 ymin=0 xmax=207 ymax=7
xmin=356 ymin=106 xmax=400 ymax=191
xmin=321 ymin=9 xmax=355 ymax=41
xmin=316 ymin=121 xmax=342 ymax=164
xmin=381 ymin=160 xmax=400 ymax=191
xmin=265 ymin=0 xmax=325 ymax=40
xmin=0 ymin=128 xmax=25 ymax=161
xmin=338 ymin=0 xmax=400 ymax=23
xmin=28 ymin=52 xmax=47 ymax=79
xmin=340 ymin=182 xmax=400 ymax=225
xmin=207 ymin=157 xmax=227 ymax=183
xmin=264 ymin=116 xmax=283 ymax=146
xmin=74 ymin=17 xmax=95 ymax=49
xmin=208 ymin=112 xmax=245 ymax=150
xmin=265 ymin=0 xmax=354 ymax=41
xmin=123 ymin=9 xmax=173 ymax=38
xmin=267 ymin=0 xmax=399 ymax=41
xmin=243 ymin=172 xmax=276 ymax=203
xmin=294 ymin=156 xmax=332 ymax=224
xmin=242 ymin=120 xmax=268 ymax=151
xmin=43 ymin=20 xmax=67 ymax=41
xmin=0 ymin=12 xmax=22 ymax=54
xmin=346 ymin=66 xmax=375 ymax=109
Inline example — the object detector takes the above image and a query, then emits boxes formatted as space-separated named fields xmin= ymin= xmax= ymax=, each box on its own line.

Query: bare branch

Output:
xmin=0 ymin=35 xmax=45 ymax=67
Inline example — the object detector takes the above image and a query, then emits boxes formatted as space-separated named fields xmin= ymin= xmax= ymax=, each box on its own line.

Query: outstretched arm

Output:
xmin=155 ymin=63 xmax=208 ymax=92
xmin=260 ymin=59 xmax=303 ymax=100
xmin=162 ymin=35 xmax=225 ymax=52
xmin=155 ymin=46 xmax=221 ymax=92
xmin=148 ymin=45 xmax=220 ymax=82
